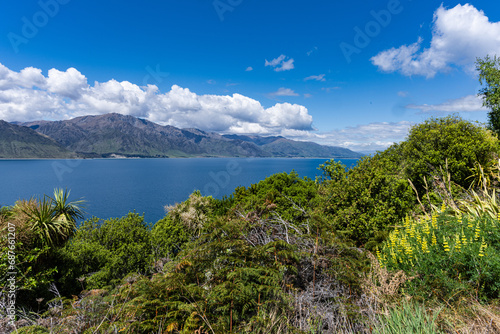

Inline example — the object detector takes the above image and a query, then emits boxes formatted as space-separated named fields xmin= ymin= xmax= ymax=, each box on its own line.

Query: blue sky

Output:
xmin=0 ymin=0 xmax=499 ymax=152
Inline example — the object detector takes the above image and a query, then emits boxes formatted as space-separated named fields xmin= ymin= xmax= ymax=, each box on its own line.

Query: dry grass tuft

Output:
xmin=361 ymin=252 xmax=410 ymax=303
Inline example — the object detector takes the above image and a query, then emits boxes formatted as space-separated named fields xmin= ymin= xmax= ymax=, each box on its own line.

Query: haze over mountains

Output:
xmin=1 ymin=113 xmax=362 ymax=159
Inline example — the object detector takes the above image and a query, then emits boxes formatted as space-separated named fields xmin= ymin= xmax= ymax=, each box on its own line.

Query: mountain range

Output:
xmin=0 ymin=113 xmax=362 ymax=159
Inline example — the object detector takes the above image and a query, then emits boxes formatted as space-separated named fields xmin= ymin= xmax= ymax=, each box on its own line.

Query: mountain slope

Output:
xmin=0 ymin=121 xmax=75 ymax=159
xmin=20 ymin=113 xmax=362 ymax=158
xmin=223 ymin=134 xmax=363 ymax=158
xmin=23 ymin=114 xmax=269 ymax=158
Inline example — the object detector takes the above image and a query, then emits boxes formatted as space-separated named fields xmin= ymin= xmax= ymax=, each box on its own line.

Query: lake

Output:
xmin=0 ymin=158 xmax=359 ymax=223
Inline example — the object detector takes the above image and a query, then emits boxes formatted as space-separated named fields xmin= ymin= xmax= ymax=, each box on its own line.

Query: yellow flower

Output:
xmin=443 ymin=236 xmax=450 ymax=252
xmin=461 ymin=230 xmax=467 ymax=245
xmin=422 ymin=239 xmax=429 ymax=253
xmin=441 ymin=202 xmax=446 ymax=213
xmin=474 ymin=223 xmax=481 ymax=241
xmin=432 ymin=214 xmax=438 ymax=229
xmin=432 ymin=232 xmax=437 ymax=246
xmin=455 ymin=234 xmax=461 ymax=252
xmin=479 ymin=238 xmax=487 ymax=257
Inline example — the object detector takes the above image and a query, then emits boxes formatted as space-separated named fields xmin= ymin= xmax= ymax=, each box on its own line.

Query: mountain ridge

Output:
xmin=1 ymin=113 xmax=363 ymax=159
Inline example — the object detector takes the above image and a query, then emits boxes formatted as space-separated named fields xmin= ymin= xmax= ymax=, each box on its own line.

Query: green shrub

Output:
xmin=232 ymin=171 xmax=319 ymax=225
xmin=378 ymin=208 xmax=500 ymax=300
xmin=13 ymin=326 xmax=50 ymax=334
xmin=57 ymin=212 xmax=153 ymax=291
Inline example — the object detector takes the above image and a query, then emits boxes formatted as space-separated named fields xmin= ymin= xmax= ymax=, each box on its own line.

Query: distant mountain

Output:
xmin=223 ymin=134 xmax=363 ymax=158
xmin=0 ymin=121 xmax=75 ymax=159
xmin=23 ymin=113 xmax=267 ymax=158
xmin=11 ymin=113 xmax=362 ymax=159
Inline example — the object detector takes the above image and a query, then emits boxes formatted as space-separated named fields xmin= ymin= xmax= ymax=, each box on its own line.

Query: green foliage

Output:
xmin=400 ymin=115 xmax=499 ymax=192
xmin=19 ymin=188 xmax=85 ymax=247
xmin=374 ymin=301 xmax=442 ymax=334
xmin=320 ymin=116 xmax=500 ymax=246
xmin=232 ymin=171 xmax=319 ymax=225
xmin=58 ymin=212 xmax=153 ymax=290
xmin=320 ymin=149 xmax=415 ymax=246
xmin=151 ymin=214 xmax=190 ymax=261
xmin=13 ymin=325 xmax=50 ymax=334
xmin=477 ymin=55 xmax=500 ymax=136
xmin=379 ymin=210 xmax=500 ymax=300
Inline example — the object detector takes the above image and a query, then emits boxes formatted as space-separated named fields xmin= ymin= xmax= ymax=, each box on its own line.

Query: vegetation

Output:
xmin=477 ymin=55 xmax=500 ymax=136
xmin=2 ymin=115 xmax=500 ymax=333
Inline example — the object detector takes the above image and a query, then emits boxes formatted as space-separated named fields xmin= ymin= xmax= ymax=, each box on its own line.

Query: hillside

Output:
xmin=20 ymin=113 xmax=362 ymax=158
xmin=223 ymin=134 xmax=363 ymax=158
xmin=0 ymin=121 xmax=75 ymax=159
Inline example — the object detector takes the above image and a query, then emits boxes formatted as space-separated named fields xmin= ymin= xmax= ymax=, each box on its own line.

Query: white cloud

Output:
xmin=406 ymin=94 xmax=487 ymax=113
xmin=245 ymin=66 xmax=253 ymax=71
xmin=304 ymin=74 xmax=326 ymax=82
xmin=398 ymin=91 xmax=409 ymax=97
xmin=269 ymin=87 xmax=299 ymax=97
xmin=281 ymin=121 xmax=412 ymax=152
xmin=371 ymin=4 xmax=500 ymax=77
xmin=304 ymin=93 xmax=312 ymax=98
xmin=0 ymin=62 xmax=314 ymax=135
xmin=0 ymin=62 xmax=417 ymax=152
xmin=265 ymin=55 xmax=295 ymax=72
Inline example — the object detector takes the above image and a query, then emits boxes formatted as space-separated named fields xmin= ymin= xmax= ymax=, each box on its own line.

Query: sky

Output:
xmin=0 ymin=0 xmax=499 ymax=152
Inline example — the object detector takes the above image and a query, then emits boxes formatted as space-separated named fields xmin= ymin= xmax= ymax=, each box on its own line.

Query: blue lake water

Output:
xmin=0 ymin=158 xmax=358 ymax=223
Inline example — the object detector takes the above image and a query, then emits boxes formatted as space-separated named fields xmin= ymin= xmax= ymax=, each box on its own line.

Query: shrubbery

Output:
xmin=3 ymin=115 xmax=500 ymax=333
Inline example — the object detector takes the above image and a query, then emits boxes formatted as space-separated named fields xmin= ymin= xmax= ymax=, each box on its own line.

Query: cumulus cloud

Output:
xmin=0 ymin=62 xmax=314 ymax=135
xmin=406 ymin=94 xmax=487 ymax=113
xmin=265 ymin=55 xmax=295 ymax=72
xmin=281 ymin=121 xmax=412 ymax=152
xmin=304 ymin=74 xmax=326 ymax=82
xmin=269 ymin=87 xmax=299 ymax=97
xmin=371 ymin=4 xmax=500 ymax=77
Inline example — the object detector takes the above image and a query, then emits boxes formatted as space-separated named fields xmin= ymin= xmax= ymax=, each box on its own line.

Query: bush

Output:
xmin=232 ymin=171 xmax=319 ymax=225
xmin=378 ymin=208 xmax=500 ymax=300
xmin=57 ymin=212 xmax=153 ymax=291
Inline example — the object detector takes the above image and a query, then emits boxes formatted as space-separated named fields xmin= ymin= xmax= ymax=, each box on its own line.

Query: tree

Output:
xmin=477 ymin=55 xmax=500 ymax=136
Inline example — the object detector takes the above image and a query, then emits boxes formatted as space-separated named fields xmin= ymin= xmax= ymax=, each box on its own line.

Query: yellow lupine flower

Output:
xmin=461 ymin=230 xmax=467 ymax=246
xmin=474 ymin=223 xmax=481 ymax=241
xmin=432 ymin=214 xmax=438 ymax=229
xmin=404 ymin=215 xmax=410 ymax=229
xmin=479 ymin=238 xmax=487 ymax=257
xmin=432 ymin=232 xmax=437 ymax=246
xmin=441 ymin=202 xmax=446 ymax=213
xmin=423 ymin=221 xmax=430 ymax=235
xmin=443 ymin=236 xmax=450 ymax=252
xmin=455 ymin=234 xmax=461 ymax=252
xmin=422 ymin=239 xmax=429 ymax=253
